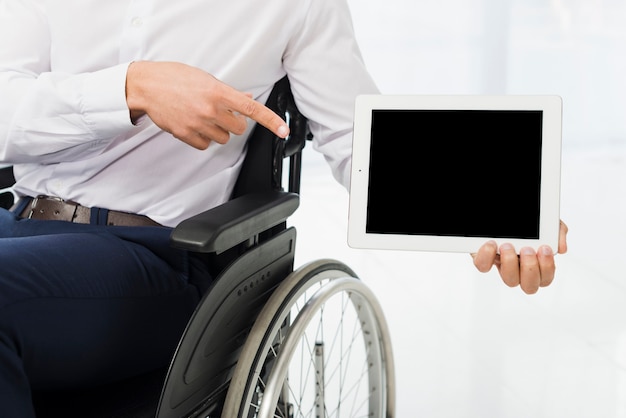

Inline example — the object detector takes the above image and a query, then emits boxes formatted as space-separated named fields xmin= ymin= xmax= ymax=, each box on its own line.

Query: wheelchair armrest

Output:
xmin=170 ymin=191 xmax=299 ymax=254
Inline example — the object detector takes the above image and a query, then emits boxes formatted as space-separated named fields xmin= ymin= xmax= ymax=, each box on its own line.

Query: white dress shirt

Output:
xmin=0 ymin=0 xmax=378 ymax=227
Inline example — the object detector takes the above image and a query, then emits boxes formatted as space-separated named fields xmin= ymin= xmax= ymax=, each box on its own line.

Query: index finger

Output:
xmin=471 ymin=240 xmax=498 ymax=272
xmin=228 ymin=92 xmax=290 ymax=139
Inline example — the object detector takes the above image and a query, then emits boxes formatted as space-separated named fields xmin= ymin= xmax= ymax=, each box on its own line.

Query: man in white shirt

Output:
xmin=0 ymin=0 xmax=567 ymax=416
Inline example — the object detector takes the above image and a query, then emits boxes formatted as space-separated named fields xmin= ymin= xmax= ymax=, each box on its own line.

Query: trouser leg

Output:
xmin=0 ymin=211 xmax=210 ymax=417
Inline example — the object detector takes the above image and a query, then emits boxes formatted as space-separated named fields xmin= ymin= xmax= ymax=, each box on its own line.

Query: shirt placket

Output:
xmin=119 ymin=0 xmax=154 ymax=62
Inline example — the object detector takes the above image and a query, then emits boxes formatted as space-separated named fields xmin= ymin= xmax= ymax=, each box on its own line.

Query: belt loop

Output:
xmin=9 ymin=197 xmax=31 ymax=216
xmin=98 ymin=208 xmax=109 ymax=225
xmin=89 ymin=207 xmax=108 ymax=225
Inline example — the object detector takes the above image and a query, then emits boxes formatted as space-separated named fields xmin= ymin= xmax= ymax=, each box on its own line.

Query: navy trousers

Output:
xmin=0 ymin=206 xmax=212 ymax=417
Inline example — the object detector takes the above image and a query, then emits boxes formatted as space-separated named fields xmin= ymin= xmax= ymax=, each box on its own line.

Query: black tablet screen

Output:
xmin=365 ymin=109 xmax=543 ymax=239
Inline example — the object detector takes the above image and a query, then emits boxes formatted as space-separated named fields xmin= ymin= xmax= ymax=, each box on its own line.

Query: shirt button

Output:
xmin=131 ymin=17 xmax=143 ymax=27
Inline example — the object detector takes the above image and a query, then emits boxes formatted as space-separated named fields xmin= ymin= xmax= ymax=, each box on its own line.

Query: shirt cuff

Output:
xmin=80 ymin=62 xmax=135 ymax=138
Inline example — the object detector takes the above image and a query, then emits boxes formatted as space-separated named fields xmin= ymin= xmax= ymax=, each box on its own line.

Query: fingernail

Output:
xmin=541 ymin=246 xmax=553 ymax=256
xmin=521 ymin=247 xmax=535 ymax=256
xmin=500 ymin=243 xmax=514 ymax=251
xmin=277 ymin=125 xmax=289 ymax=138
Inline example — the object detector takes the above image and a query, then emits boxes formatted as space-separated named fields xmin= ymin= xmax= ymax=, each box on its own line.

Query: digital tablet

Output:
xmin=347 ymin=94 xmax=562 ymax=254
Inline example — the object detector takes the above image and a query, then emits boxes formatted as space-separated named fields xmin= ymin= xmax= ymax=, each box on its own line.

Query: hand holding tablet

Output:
xmin=347 ymin=94 xmax=567 ymax=293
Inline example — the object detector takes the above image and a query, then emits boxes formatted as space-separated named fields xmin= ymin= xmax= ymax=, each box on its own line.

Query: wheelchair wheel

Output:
xmin=221 ymin=259 xmax=395 ymax=418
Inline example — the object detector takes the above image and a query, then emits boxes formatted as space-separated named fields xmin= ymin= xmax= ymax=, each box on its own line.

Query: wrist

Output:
xmin=125 ymin=61 xmax=148 ymax=123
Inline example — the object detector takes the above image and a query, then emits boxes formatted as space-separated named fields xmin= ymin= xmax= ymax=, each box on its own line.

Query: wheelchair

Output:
xmin=0 ymin=77 xmax=395 ymax=418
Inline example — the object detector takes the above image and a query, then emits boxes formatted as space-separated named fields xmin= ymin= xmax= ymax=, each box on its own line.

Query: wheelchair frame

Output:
xmin=0 ymin=77 xmax=395 ymax=418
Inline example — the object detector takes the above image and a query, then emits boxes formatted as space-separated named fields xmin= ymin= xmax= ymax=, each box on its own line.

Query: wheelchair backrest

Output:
xmin=232 ymin=76 xmax=310 ymax=198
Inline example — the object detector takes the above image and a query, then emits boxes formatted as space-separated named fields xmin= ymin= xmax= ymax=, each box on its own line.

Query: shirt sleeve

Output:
xmin=282 ymin=0 xmax=380 ymax=190
xmin=0 ymin=0 xmax=135 ymax=165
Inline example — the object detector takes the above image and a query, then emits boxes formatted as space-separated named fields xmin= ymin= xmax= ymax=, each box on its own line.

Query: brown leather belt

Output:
xmin=17 ymin=196 xmax=161 ymax=227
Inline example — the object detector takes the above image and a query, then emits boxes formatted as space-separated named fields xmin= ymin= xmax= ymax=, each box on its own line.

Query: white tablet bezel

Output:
xmin=347 ymin=94 xmax=562 ymax=254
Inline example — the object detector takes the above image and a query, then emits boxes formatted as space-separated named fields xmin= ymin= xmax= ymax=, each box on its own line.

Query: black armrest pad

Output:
xmin=170 ymin=191 xmax=299 ymax=253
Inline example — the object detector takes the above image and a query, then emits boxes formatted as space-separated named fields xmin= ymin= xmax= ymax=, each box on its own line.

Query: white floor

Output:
xmin=290 ymin=142 xmax=626 ymax=417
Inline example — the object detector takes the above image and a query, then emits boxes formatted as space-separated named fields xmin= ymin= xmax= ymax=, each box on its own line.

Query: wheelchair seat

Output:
xmin=1 ymin=77 xmax=395 ymax=418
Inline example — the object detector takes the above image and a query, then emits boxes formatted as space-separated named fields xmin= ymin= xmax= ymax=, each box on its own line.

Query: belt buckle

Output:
xmin=27 ymin=195 xmax=66 ymax=220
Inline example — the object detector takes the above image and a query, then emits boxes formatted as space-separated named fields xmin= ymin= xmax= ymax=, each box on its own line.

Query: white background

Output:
xmin=291 ymin=1 xmax=626 ymax=417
